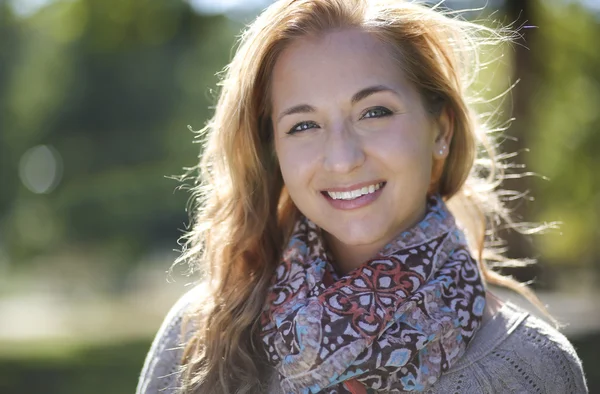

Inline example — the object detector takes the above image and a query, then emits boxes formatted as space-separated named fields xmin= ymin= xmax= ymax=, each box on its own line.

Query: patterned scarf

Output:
xmin=260 ymin=195 xmax=486 ymax=393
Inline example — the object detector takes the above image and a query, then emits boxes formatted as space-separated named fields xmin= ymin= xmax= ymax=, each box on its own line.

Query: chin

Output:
xmin=326 ymin=224 xmax=385 ymax=247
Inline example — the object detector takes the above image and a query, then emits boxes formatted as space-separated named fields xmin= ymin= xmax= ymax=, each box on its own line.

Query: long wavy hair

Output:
xmin=176 ymin=1 xmax=552 ymax=392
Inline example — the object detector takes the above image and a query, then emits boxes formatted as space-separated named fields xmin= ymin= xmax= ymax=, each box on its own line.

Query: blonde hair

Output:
xmin=176 ymin=1 xmax=551 ymax=392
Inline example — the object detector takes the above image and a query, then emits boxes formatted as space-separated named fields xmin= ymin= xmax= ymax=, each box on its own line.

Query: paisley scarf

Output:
xmin=260 ymin=195 xmax=486 ymax=393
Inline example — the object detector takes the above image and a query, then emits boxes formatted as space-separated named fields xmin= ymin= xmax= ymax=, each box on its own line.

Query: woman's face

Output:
xmin=271 ymin=29 xmax=451 ymax=259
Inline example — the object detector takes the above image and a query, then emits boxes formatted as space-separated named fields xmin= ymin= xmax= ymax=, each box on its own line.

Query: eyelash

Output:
xmin=362 ymin=106 xmax=393 ymax=119
xmin=286 ymin=106 xmax=393 ymax=135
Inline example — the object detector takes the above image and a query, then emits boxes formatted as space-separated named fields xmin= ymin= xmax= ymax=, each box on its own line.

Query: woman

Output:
xmin=137 ymin=0 xmax=588 ymax=393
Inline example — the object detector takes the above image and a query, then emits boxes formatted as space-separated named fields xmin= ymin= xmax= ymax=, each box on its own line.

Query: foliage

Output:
xmin=0 ymin=339 xmax=150 ymax=394
xmin=527 ymin=1 xmax=600 ymax=268
xmin=0 ymin=0 xmax=241 ymax=279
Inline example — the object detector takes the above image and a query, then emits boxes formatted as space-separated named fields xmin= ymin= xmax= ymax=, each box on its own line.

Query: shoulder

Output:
xmin=493 ymin=306 xmax=587 ymax=392
xmin=136 ymin=284 xmax=206 ymax=394
xmin=443 ymin=300 xmax=588 ymax=394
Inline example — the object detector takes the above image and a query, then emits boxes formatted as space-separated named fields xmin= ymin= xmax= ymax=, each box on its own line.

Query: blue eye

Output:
xmin=361 ymin=107 xmax=392 ymax=119
xmin=287 ymin=121 xmax=318 ymax=135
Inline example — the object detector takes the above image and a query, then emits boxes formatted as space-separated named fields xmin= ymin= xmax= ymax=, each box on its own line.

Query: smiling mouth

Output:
xmin=322 ymin=182 xmax=386 ymax=200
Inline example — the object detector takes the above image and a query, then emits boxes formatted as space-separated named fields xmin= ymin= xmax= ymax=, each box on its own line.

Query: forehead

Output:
xmin=271 ymin=29 xmax=410 ymax=109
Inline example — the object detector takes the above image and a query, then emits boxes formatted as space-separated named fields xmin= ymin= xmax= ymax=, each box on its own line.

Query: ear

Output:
xmin=432 ymin=107 xmax=454 ymax=160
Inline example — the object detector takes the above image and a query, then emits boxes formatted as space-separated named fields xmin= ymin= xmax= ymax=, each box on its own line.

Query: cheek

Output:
xmin=370 ymin=123 xmax=434 ymax=170
xmin=275 ymin=139 xmax=319 ymax=189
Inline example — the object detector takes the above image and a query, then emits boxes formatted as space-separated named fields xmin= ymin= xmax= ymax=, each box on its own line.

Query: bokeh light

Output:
xmin=18 ymin=145 xmax=63 ymax=194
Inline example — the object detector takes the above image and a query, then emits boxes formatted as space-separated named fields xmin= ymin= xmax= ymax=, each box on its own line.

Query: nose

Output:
xmin=322 ymin=120 xmax=366 ymax=174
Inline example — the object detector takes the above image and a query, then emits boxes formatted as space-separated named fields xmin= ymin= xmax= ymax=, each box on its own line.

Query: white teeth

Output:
xmin=326 ymin=182 xmax=383 ymax=200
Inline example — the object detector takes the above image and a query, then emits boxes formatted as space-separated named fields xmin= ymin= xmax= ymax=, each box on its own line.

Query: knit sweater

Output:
xmin=136 ymin=286 xmax=588 ymax=394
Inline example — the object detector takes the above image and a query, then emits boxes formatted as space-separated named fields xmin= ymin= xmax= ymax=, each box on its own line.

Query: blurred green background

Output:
xmin=0 ymin=0 xmax=599 ymax=393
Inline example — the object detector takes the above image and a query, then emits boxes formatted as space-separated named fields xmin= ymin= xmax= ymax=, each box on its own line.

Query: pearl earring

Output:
xmin=439 ymin=145 xmax=447 ymax=155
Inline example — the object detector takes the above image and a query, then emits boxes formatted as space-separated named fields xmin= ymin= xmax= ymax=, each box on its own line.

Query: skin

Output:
xmin=271 ymin=29 xmax=453 ymax=274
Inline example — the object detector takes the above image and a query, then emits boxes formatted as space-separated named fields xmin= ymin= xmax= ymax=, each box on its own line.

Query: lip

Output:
xmin=321 ymin=180 xmax=386 ymax=193
xmin=321 ymin=181 xmax=386 ymax=211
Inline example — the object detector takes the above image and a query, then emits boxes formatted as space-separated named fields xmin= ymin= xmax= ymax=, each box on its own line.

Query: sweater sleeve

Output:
xmin=420 ymin=306 xmax=589 ymax=394
xmin=477 ymin=315 xmax=588 ymax=394
xmin=136 ymin=287 xmax=202 ymax=394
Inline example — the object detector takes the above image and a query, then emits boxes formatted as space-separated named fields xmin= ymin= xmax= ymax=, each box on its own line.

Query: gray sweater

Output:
xmin=137 ymin=286 xmax=588 ymax=393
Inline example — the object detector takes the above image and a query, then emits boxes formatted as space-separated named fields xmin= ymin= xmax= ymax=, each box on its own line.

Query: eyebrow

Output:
xmin=276 ymin=85 xmax=400 ymax=123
